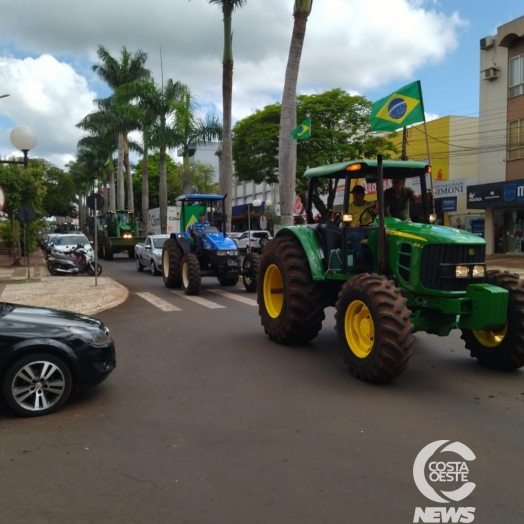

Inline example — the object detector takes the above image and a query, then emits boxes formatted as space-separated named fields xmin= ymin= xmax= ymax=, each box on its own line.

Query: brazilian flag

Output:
xmin=369 ymin=81 xmax=425 ymax=132
xmin=290 ymin=119 xmax=311 ymax=140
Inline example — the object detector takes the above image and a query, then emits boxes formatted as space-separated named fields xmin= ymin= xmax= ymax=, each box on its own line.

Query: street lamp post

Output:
xmin=0 ymin=126 xmax=38 ymax=168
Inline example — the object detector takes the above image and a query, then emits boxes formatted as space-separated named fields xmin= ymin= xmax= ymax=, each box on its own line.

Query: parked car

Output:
xmin=228 ymin=232 xmax=243 ymax=246
xmin=0 ymin=303 xmax=116 ymax=417
xmin=42 ymin=234 xmax=59 ymax=255
xmin=51 ymin=233 xmax=94 ymax=260
xmin=236 ymin=231 xmax=272 ymax=253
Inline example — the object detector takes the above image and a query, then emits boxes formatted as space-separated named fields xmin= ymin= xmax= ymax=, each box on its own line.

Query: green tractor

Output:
xmin=97 ymin=209 xmax=145 ymax=261
xmin=258 ymin=157 xmax=524 ymax=383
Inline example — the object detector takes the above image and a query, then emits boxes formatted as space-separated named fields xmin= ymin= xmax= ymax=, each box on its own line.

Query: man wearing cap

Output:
xmin=348 ymin=185 xmax=375 ymax=264
xmin=189 ymin=212 xmax=210 ymax=252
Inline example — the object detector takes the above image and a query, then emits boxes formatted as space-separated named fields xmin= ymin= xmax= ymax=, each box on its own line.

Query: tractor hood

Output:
xmin=383 ymin=218 xmax=486 ymax=246
xmin=204 ymin=233 xmax=238 ymax=251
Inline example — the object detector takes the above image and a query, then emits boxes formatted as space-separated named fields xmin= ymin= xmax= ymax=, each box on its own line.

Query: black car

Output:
xmin=0 ymin=303 xmax=116 ymax=417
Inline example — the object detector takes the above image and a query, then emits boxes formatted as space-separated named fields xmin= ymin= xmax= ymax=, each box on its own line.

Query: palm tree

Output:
xmin=278 ymin=0 xmax=313 ymax=225
xmin=91 ymin=45 xmax=150 ymax=210
xmin=117 ymin=78 xmax=187 ymax=233
xmin=203 ymin=0 xmax=248 ymax=233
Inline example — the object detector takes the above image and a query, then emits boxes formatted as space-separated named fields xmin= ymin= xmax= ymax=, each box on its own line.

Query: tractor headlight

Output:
xmin=217 ymin=250 xmax=238 ymax=256
xmin=472 ymin=265 xmax=485 ymax=278
xmin=429 ymin=214 xmax=438 ymax=223
xmin=342 ymin=214 xmax=354 ymax=223
xmin=455 ymin=266 xmax=470 ymax=278
xmin=122 ymin=233 xmax=133 ymax=239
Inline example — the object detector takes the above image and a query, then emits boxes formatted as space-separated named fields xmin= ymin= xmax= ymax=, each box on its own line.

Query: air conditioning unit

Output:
xmin=483 ymin=67 xmax=499 ymax=80
xmin=480 ymin=35 xmax=495 ymax=50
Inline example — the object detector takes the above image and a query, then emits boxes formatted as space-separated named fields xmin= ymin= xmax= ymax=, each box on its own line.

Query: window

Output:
xmin=509 ymin=55 xmax=524 ymax=97
xmin=508 ymin=119 xmax=524 ymax=160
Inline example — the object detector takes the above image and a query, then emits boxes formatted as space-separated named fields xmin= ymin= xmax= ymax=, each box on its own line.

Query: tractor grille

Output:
xmin=420 ymin=244 xmax=486 ymax=291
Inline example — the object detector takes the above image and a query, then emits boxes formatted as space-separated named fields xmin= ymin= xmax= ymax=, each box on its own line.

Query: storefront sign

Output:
xmin=407 ymin=177 xmax=466 ymax=199
xmin=468 ymin=178 xmax=524 ymax=209
xmin=441 ymin=197 xmax=457 ymax=212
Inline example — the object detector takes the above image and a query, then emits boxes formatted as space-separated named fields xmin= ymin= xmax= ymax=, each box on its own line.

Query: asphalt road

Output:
xmin=1 ymin=255 xmax=523 ymax=524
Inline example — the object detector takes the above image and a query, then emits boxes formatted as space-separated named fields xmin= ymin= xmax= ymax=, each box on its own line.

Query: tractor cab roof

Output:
xmin=304 ymin=159 xmax=430 ymax=181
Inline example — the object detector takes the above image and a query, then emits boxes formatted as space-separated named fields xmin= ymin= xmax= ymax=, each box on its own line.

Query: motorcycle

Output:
xmin=47 ymin=244 xmax=102 ymax=277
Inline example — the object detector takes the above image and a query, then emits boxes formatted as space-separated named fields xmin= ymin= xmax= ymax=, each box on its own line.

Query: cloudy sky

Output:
xmin=0 ymin=0 xmax=521 ymax=168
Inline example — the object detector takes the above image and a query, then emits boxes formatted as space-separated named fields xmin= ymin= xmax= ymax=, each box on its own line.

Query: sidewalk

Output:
xmin=0 ymin=250 xmax=129 ymax=316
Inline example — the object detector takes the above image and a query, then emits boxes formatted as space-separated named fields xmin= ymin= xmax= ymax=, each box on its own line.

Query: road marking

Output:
xmin=208 ymin=289 xmax=258 ymax=307
xmin=171 ymin=291 xmax=226 ymax=309
xmin=136 ymin=292 xmax=182 ymax=312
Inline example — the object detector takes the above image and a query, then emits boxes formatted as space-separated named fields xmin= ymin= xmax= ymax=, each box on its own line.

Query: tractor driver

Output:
xmin=189 ymin=212 xmax=210 ymax=252
xmin=348 ymin=185 xmax=376 ymax=264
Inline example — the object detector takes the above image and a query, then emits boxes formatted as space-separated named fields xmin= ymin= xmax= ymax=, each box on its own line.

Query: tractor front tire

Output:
xmin=242 ymin=252 xmax=260 ymax=293
xmin=162 ymin=239 xmax=183 ymax=288
xmin=181 ymin=253 xmax=201 ymax=295
xmin=335 ymin=273 xmax=414 ymax=383
xmin=257 ymin=237 xmax=325 ymax=344
xmin=461 ymin=270 xmax=524 ymax=371
xmin=128 ymin=248 xmax=135 ymax=259
xmin=104 ymin=238 xmax=113 ymax=261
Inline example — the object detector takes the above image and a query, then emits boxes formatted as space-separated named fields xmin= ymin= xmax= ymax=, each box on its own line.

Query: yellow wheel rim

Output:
xmin=344 ymin=300 xmax=375 ymax=359
xmin=473 ymin=321 xmax=507 ymax=348
xmin=263 ymin=264 xmax=284 ymax=319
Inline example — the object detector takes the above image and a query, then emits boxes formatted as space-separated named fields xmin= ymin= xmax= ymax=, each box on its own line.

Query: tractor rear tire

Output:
xmin=104 ymin=238 xmax=113 ymax=261
xmin=257 ymin=236 xmax=325 ymax=344
xmin=461 ymin=270 xmax=524 ymax=371
xmin=181 ymin=253 xmax=201 ymax=295
xmin=242 ymin=252 xmax=259 ymax=293
xmin=162 ymin=239 xmax=183 ymax=288
xmin=335 ymin=273 xmax=414 ymax=383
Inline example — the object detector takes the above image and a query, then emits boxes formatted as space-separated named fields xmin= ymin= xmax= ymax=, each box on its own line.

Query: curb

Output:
xmin=86 ymin=278 xmax=129 ymax=317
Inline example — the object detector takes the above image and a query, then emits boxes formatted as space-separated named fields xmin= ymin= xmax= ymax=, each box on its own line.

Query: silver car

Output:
xmin=51 ymin=234 xmax=94 ymax=260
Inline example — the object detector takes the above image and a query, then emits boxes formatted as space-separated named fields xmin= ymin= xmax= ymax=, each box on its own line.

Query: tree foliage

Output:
xmin=233 ymin=88 xmax=398 ymax=217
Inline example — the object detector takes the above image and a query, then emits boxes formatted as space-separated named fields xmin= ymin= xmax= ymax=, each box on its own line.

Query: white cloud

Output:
xmin=0 ymin=0 xmax=467 ymax=166
xmin=0 ymin=54 xmax=96 ymax=167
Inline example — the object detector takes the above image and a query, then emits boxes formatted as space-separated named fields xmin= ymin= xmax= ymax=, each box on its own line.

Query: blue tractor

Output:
xmin=161 ymin=195 xmax=259 ymax=295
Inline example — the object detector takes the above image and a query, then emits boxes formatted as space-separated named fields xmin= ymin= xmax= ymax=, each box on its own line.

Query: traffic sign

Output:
xmin=87 ymin=193 xmax=104 ymax=210
xmin=0 ymin=185 xmax=5 ymax=211
xmin=259 ymin=214 xmax=267 ymax=230
xmin=17 ymin=206 xmax=36 ymax=224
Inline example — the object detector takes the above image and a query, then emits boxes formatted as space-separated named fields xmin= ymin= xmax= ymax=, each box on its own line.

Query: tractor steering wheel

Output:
xmin=360 ymin=205 xmax=377 ymax=227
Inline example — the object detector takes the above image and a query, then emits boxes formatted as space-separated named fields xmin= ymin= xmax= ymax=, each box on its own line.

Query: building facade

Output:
xmin=468 ymin=16 xmax=524 ymax=254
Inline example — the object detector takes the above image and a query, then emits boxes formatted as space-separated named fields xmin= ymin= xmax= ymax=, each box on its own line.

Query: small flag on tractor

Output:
xmin=290 ymin=119 xmax=311 ymax=140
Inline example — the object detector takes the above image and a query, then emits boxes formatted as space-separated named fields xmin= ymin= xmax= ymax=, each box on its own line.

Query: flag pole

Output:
xmin=418 ymin=80 xmax=435 ymax=216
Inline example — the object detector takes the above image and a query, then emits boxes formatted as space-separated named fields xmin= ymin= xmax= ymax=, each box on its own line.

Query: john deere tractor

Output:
xmin=161 ymin=194 xmax=259 ymax=295
xmin=97 ymin=209 xmax=145 ymax=260
xmin=258 ymin=157 xmax=524 ymax=383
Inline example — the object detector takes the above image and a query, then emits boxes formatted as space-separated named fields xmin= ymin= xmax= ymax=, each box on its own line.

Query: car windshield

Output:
xmin=153 ymin=238 xmax=168 ymax=248
xmin=54 ymin=235 xmax=88 ymax=246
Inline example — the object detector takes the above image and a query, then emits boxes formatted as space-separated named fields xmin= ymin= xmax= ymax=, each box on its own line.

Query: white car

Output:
xmin=51 ymin=234 xmax=94 ymax=260
xmin=236 ymin=231 xmax=272 ymax=253
xmin=228 ymin=232 xmax=243 ymax=246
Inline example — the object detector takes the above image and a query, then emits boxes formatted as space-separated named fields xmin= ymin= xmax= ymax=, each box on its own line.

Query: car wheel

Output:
xmin=136 ymin=257 xmax=144 ymax=272
xmin=3 ymin=353 xmax=73 ymax=417
xmin=151 ymin=261 xmax=158 ymax=276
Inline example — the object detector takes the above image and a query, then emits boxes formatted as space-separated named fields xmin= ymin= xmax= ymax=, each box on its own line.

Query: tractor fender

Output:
xmin=170 ymin=233 xmax=192 ymax=255
xmin=274 ymin=226 xmax=325 ymax=281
